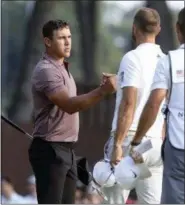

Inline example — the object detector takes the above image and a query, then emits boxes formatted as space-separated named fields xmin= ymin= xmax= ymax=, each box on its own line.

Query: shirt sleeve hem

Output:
xmin=151 ymin=83 xmax=168 ymax=91
xmin=120 ymin=83 xmax=140 ymax=89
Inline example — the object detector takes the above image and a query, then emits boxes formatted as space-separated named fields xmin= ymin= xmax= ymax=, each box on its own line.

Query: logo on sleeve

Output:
xmin=178 ymin=112 xmax=184 ymax=119
xmin=176 ymin=70 xmax=184 ymax=78
xmin=120 ymin=71 xmax=124 ymax=82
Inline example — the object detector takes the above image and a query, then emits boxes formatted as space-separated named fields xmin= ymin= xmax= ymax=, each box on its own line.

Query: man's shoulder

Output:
xmin=157 ymin=54 xmax=169 ymax=68
xmin=159 ymin=50 xmax=166 ymax=58
xmin=168 ymin=48 xmax=184 ymax=57
xmin=120 ymin=50 xmax=139 ymax=65
xmin=35 ymin=58 xmax=55 ymax=71
xmin=32 ymin=58 xmax=57 ymax=78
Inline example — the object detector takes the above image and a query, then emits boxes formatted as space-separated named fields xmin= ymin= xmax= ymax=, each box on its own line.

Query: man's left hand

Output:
xmin=110 ymin=145 xmax=123 ymax=165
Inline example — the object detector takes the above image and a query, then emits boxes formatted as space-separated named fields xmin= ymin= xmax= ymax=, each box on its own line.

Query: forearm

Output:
xmin=162 ymin=121 xmax=166 ymax=140
xmin=133 ymin=103 xmax=160 ymax=142
xmin=114 ymin=103 xmax=135 ymax=146
xmin=67 ymin=87 xmax=106 ymax=113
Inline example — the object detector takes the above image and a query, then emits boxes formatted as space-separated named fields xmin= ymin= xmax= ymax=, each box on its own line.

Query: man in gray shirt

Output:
xmin=29 ymin=20 xmax=116 ymax=204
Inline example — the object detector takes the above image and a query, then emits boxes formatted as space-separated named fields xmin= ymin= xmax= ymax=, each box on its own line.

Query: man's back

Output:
xmin=168 ymin=47 xmax=184 ymax=147
xmin=151 ymin=44 xmax=184 ymax=148
xmin=112 ymin=43 xmax=165 ymax=138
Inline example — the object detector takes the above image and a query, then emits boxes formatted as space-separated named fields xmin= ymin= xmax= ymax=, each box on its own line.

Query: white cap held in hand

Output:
xmin=114 ymin=155 xmax=151 ymax=190
xmin=93 ymin=160 xmax=116 ymax=188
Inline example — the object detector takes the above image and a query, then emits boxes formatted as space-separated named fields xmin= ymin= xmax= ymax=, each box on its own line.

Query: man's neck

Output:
xmin=45 ymin=50 xmax=64 ymax=64
xmin=136 ymin=37 xmax=156 ymax=47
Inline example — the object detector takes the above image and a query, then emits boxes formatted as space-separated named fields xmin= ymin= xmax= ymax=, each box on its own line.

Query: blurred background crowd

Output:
xmin=1 ymin=175 xmax=137 ymax=204
xmin=1 ymin=0 xmax=184 ymax=204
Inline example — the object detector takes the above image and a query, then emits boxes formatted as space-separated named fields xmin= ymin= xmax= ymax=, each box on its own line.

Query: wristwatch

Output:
xmin=131 ymin=141 xmax=141 ymax=146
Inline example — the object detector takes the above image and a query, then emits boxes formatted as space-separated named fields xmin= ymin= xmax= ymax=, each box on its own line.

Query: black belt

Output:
xmin=33 ymin=137 xmax=76 ymax=149
xmin=51 ymin=141 xmax=76 ymax=149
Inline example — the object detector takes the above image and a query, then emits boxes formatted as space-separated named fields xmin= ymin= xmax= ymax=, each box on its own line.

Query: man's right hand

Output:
xmin=100 ymin=73 xmax=117 ymax=94
xmin=130 ymin=147 xmax=144 ymax=164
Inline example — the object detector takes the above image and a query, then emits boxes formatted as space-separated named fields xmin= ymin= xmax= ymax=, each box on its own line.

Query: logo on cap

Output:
xmin=130 ymin=169 xmax=137 ymax=178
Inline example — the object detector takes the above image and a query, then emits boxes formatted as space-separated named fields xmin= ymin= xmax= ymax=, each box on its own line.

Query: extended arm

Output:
xmin=34 ymin=67 xmax=116 ymax=114
xmin=48 ymin=87 xmax=107 ymax=114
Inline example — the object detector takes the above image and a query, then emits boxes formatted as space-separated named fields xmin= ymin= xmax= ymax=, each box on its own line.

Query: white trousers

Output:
xmin=102 ymin=131 xmax=163 ymax=204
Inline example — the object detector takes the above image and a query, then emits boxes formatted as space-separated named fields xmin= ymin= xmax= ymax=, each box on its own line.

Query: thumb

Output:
xmin=102 ymin=72 xmax=109 ymax=77
xmin=103 ymin=73 xmax=116 ymax=77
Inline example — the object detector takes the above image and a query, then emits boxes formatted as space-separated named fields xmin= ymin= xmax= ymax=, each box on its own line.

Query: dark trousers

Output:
xmin=28 ymin=138 xmax=77 ymax=204
xmin=161 ymin=137 xmax=185 ymax=204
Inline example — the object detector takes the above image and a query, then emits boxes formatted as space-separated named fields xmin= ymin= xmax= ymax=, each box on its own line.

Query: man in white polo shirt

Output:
xmin=132 ymin=7 xmax=185 ymax=204
xmin=103 ymin=7 xmax=166 ymax=204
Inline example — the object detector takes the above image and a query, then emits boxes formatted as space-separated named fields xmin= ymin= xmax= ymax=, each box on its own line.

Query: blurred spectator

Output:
xmin=75 ymin=180 xmax=85 ymax=204
xmin=74 ymin=180 xmax=103 ymax=204
xmin=1 ymin=176 xmax=26 ymax=204
xmin=75 ymin=181 xmax=103 ymax=204
xmin=126 ymin=189 xmax=137 ymax=204
xmin=86 ymin=184 xmax=103 ymax=204
xmin=24 ymin=175 xmax=37 ymax=204
xmin=126 ymin=198 xmax=137 ymax=204
xmin=75 ymin=188 xmax=83 ymax=204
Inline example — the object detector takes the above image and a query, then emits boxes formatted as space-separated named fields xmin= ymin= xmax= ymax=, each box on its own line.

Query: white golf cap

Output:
xmin=93 ymin=160 xmax=116 ymax=188
xmin=114 ymin=156 xmax=151 ymax=190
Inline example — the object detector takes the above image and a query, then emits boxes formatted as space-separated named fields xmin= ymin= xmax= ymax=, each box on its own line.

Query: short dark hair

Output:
xmin=177 ymin=7 xmax=185 ymax=38
xmin=134 ymin=8 xmax=160 ymax=34
xmin=42 ymin=20 xmax=69 ymax=39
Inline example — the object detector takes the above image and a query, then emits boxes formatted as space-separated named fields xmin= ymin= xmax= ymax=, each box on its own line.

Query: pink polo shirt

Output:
xmin=31 ymin=53 xmax=79 ymax=142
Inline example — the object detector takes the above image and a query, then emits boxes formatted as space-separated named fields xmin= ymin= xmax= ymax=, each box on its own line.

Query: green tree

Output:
xmin=75 ymin=1 xmax=99 ymax=85
xmin=7 ymin=1 xmax=66 ymax=121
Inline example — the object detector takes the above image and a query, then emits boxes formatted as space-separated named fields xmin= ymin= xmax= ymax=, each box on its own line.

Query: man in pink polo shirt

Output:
xmin=29 ymin=20 xmax=116 ymax=204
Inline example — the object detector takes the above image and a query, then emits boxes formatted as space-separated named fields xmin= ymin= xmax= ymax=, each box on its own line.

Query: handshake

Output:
xmin=99 ymin=73 xmax=117 ymax=95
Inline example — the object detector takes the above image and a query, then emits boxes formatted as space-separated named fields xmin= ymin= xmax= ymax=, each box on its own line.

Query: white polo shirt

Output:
xmin=151 ymin=44 xmax=184 ymax=149
xmin=112 ymin=43 xmax=165 ymax=139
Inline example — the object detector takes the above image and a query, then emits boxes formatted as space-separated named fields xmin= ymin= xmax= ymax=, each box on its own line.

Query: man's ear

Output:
xmin=176 ymin=23 xmax=181 ymax=36
xmin=43 ymin=37 xmax=51 ymax=47
xmin=156 ymin=26 xmax=161 ymax=36
xmin=133 ymin=24 xmax=137 ymax=35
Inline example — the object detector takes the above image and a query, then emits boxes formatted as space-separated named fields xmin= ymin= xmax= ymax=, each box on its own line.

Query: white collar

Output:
xmin=137 ymin=43 xmax=160 ymax=48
